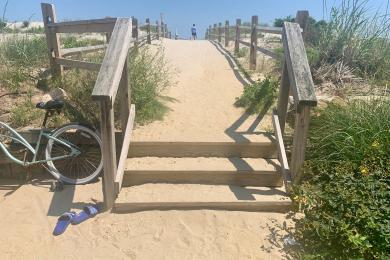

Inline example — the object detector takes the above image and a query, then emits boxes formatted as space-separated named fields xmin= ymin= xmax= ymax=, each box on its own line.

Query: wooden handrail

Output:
xmin=91 ymin=18 xmax=133 ymax=104
xmin=208 ymin=10 xmax=316 ymax=185
xmin=282 ymin=22 xmax=317 ymax=107
xmin=256 ymin=25 xmax=282 ymax=34
xmin=48 ymin=18 xmax=117 ymax=33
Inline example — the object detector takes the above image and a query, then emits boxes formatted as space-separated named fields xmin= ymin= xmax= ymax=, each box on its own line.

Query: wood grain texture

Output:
xmin=290 ymin=105 xmax=311 ymax=180
xmin=218 ymin=22 xmax=222 ymax=43
xmin=114 ymin=104 xmax=135 ymax=195
xmin=235 ymin=19 xmax=241 ymax=52
xmin=225 ymin=20 xmax=229 ymax=47
xmin=295 ymin=10 xmax=309 ymax=41
xmin=250 ymin=15 xmax=258 ymax=70
xmin=91 ymin=18 xmax=132 ymax=104
xmin=282 ymin=22 xmax=317 ymax=107
xmin=256 ymin=25 xmax=282 ymax=35
xmin=55 ymin=57 xmax=101 ymax=71
xmin=255 ymin=46 xmax=279 ymax=59
xmin=146 ymin=18 xmax=151 ymax=44
xmin=277 ymin=61 xmax=290 ymax=133
xmin=62 ymin=44 xmax=108 ymax=57
xmin=272 ymin=110 xmax=292 ymax=193
xmin=99 ymin=100 xmax=117 ymax=210
xmin=41 ymin=3 xmax=63 ymax=77
xmin=48 ymin=18 xmax=117 ymax=33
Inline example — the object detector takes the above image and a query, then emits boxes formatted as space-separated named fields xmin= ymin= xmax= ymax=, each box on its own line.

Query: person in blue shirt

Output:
xmin=191 ymin=24 xmax=197 ymax=40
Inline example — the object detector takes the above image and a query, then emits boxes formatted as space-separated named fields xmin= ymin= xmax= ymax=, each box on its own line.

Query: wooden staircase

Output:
xmin=114 ymin=137 xmax=292 ymax=212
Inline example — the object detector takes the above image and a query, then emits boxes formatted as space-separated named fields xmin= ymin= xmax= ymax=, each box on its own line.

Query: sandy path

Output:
xmin=0 ymin=40 xmax=289 ymax=259
xmin=0 ymin=179 xmax=289 ymax=259
xmin=133 ymin=39 xmax=272 ymax=141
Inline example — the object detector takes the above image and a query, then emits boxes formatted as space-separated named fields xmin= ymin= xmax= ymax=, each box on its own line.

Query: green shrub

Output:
xmin=234 ymin=77 xmax=278 ymax=114
xmin=10 ymin=99 xmax=44 ymax=128
xmin=129 ymin=46 xmax=172 ymax=124
xmin=274 ymin=16 xmax=294 ymax=27
xmin=316 ymin=0 xmax=390 ymax=83
xmin=61 ymin=36 xmax=105 ymax=49
xmin=292 ymin=99 xmax=390 ymax=259
xmin=22 ymin=20 xmax=29 ymax=28
xmin=234 ymin=47 xmax=248 ymax=58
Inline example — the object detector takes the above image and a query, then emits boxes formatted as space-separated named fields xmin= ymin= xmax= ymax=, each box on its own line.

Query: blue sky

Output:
xmin=2 ymin=0 xmax=389 ymax=38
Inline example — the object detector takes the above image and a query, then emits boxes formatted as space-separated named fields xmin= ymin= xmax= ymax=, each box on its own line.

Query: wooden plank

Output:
xmin=114 ymin=105 xmax=135 ymax=195
xmin=99 ymin=100 xmax=117 ymax=210
xmin=272 ymin=110 xmax=292 ymax=193
xmin=62 ymin=44 xmax=108 ymax=57
xmin=55 ymin=57 xmax=101 ymax=71
xmin=235 ymin=19 xmax=241 ymax=53
xmin=41 ymin=3 xmax=63 ymax=77
xmin=239 ymin=39 xmax=251 ymax=47
xmin=256 ymin=25 xmax=282 ymax=35
xmin=48 ymin=18 xmax=117 ymax=33
xmin=128 ymin=140 xmax=277 ymax=158
xmin=290 ymin=105 xmax=311 ymax=181
xmin=225 ymin=20 xmax=229 ymax=47
xmin=91 ymin=18 xmax=132 ymax=103
xmin=282 ymin=22 xmax=317 ymax=107
xmin=255 ymin=46 xmax=279 ymax=59
xmin=250 ymin=15 xmax=258 ymax=70
xmin=119 ymin=56 xmax=130 ymax=142
xmin=277 ymin=61 xmax=290 ymax=134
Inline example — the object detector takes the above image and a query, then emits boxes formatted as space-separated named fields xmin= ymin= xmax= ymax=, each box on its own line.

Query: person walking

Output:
xmin=191 ymin=24 xmax=197 ymax=40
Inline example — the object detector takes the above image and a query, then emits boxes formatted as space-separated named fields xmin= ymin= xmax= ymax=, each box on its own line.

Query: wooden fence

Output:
xmin=41 ymin=3 xmax=171 ymax=209
xmin=207 ymin=11 xmax=316 ymax=190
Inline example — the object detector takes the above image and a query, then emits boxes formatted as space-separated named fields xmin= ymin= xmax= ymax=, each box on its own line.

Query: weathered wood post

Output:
xmin=119 ymin=57 xmax=130 ymax=142
xmin=224 ymin=20 xmax=229 ymax=47
xmin=277 ymin=61 xmax=290 ymax=134
xmin=156 ymin=20 xmax=160 ymax=40
xmin=146 ymin=18 xmax=151 ymax=44
xmin=164 ymin=24 xmax=168 ymax=38
xmin=249 ymin=15 xmax=258 ymax=70
xmin=160 ymin=13 xmax=164 ymax=37
xmin=282 ymin=22 xmax=317 ymax=180
xmin=132 ymin=17 xmax=139 ymax=48
xmin=41 ymin=3 xmax=63 ymax=77
xmin=235 ymin=18 xmax=241 ymax=53
xmin=218 ymin=22 xmax=222 ymax=43
xmin=208 ymin=25 xmax=212 ymax=40
xmin=295 ymin=10 xmax=309 ymax=41
xmin=213 ymin=24 xmax=217 ymax=41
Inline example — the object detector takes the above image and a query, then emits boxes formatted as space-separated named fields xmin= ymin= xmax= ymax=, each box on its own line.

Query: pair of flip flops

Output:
xmin=53 ymin=205 xmax=99 ymax=236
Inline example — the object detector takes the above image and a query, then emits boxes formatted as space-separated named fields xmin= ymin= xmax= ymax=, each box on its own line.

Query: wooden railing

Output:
xmin=207 ymin=11 xmax=316 ymax=191
xmin=41 ymin=3 xmax=170 ymax=209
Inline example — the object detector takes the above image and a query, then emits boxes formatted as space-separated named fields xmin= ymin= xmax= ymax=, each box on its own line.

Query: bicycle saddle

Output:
xmin=36 ymin=100 xmax=64 ymax=110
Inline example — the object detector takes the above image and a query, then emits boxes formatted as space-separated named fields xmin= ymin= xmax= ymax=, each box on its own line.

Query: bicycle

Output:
xmin=0 ymin=100 xmax=103 ymax=184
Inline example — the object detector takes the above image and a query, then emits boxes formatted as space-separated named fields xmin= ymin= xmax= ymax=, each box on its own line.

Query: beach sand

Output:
xmin=0 ymin=39 xmax=290 ymax=259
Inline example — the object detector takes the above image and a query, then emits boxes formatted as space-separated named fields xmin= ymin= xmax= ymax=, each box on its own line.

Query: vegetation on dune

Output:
xmin=0 ymin=35 xmax=47 ymax=91
xmin=291 ymin=99 xmax=390 ymax=259
xmin=0 ymin=32 xmax=173 ymax=128
xmin=128 ymin=46 xmax=172 ymax=124
xmin=234 ymin=77 xmax=278 ymax=114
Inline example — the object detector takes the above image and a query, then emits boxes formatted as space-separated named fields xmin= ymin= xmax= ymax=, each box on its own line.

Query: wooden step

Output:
xmin=128 ymin=140 xmax=277 ymax=158
xmin=114 ymin=183 xmax=291 ymax=213
xmin=123 ymin=157 xmax=283 ymax=187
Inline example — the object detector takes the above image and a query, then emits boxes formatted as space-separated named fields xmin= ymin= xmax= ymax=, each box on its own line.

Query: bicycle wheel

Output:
xmin=45 ymin=124 xmax=103 ymax=184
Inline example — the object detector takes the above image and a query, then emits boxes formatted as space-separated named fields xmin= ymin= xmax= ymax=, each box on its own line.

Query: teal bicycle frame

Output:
xmin=0 ymin=121 xmax=81 ymax=167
